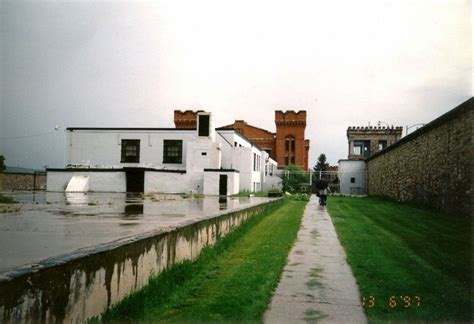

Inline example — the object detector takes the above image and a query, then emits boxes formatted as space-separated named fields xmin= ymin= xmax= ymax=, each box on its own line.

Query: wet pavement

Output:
xmin=264 ymin=195 xmax=367 ymax=323
xmin=0 ymin=192 xmax=271 ymax=274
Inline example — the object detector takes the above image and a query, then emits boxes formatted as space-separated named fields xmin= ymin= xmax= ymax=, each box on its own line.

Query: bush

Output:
xmin=279 ymin=164 xmax=310 ymax=193
xmin=0 ymin=194 xmax=16 ymax=204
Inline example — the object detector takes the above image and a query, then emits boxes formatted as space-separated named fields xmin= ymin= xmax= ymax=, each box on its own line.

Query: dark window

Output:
xmin=234 ymin=142 xmax=238 ymax=147
xmin=350 ymin=177 xmax=356 ymax=183
xmin=285 ymin=136 xmax=296 ymax=165
xmin=121 ymin=140 xmax=140 ymax=163
xmin=201 ymin=152 xmax=207 ymax=156
xmin=378 ymin=140 xmax=387 ymax=151
xmin=198 ymin=114 xmax=210 ymax=137
xmin=163 ymin=140 xmax=183 ymax=164
xmin=353 ymin=140 xmax=371 ymax=159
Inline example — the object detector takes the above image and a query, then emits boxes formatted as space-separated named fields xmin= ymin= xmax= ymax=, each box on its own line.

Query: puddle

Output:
xmin=0 ymin=191 xmax=272 ymax=273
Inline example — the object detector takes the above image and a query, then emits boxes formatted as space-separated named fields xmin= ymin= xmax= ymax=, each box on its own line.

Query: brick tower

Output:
xmin=173 ymin=110 xmax=204 ymax=129
xmin=275 ymin=111 xmax=309 ymax=170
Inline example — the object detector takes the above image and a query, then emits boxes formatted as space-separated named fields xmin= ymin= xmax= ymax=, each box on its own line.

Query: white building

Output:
xmin=337 ymin=159 xmax=367 ymax=195
xmin=47 ymin=112 xmax=278 ymax=195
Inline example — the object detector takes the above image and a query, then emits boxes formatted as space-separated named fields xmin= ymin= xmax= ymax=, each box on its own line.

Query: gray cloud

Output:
xmin=0 ymin=0 xmax=471 ymax=168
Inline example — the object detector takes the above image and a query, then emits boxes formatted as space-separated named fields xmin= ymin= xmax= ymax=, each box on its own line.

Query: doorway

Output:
xmin=219 ymin=174 xmax=228 ymax=196
xmin=125 ymin=168 xmax=145 ymax=192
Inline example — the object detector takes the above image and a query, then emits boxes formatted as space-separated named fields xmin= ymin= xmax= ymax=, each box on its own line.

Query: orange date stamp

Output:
xmin=362 ymin=296 xmax=421 ymax=308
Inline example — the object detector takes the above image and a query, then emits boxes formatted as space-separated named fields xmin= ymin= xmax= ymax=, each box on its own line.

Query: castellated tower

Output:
xmin=173 ymin=110 xmax=204 ymax=129
xmin=275 ymin=110 xmax=310 ymax=170
xmin=346 ymin=126 xmax=403 ymax=160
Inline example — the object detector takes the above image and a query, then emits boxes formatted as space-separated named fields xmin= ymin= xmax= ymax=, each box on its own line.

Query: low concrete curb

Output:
xmin=264 ymin=195 xmax=367 ymax=323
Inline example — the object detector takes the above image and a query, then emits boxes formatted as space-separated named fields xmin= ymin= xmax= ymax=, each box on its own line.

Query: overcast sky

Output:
xmin=0 ymin=0 xmax=471 ymax=169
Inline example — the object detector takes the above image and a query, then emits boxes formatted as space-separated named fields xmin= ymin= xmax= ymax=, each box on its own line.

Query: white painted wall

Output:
xmin=50 ymin=120 xmax=277 ymax=194
xmin=250 ymin=146 xmax=263 ymax=192
xmin=203 ymin=171 xmax=239 ymax=196
xmin=67 ymin=129 xmax=198 ymax=169
xmin=144 ymin=171 xmax=192 ymax=194
xmin=217 ymin=130 xmax=252 ymax=170
xmin=47 ymin=171 xmax=126 ymax=192
xmin=185 ymin=138 xmax=221 ymax=172
xmin=338 ymin=160 xmax=367 ymax=195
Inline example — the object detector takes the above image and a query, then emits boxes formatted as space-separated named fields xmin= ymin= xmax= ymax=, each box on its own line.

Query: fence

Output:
xmin=270 ymin=170 xmax=367 ymax=195
xmin=0 ymin=171 xmax=47 ymax=191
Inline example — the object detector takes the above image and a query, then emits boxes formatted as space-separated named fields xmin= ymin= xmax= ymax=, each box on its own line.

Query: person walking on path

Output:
xmin=319 ymin=186 xmax=330 ymax=206
xmin=264 ymin=195 xmax=366 ymax=323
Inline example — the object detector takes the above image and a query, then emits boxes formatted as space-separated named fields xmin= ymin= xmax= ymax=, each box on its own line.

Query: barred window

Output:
xmin=121 ymin=140 xmax=140 ymax=163
xmin=163 ymin=140 xmax=183 ymax=164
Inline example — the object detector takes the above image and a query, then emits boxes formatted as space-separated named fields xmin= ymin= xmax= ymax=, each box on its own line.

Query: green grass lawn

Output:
xmin=327 ymin=196 xmax=472 ymax=322
xmin=100 ymin=198 xmax=307 ymax=322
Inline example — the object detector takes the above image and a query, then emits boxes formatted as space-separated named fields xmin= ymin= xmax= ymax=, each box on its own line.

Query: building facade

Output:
xmin=337 ymin=125 xmax=402 ymax=196
xmin=47 ymin=112 xmax=279 ymax=194
xmin=210 ymin=110 xmax=309 ymax=170
xmin=347 ymin=126 xmax=402 ymax=160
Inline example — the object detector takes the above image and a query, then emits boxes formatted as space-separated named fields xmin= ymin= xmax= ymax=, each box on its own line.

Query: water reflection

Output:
xmin=0 ymin=191 xmax=272 ymax=272
xmin=65 ymin=193 xmax=88 ymax=206
xmin=219 ymin=197 xmax=228 ymax=210
xmin=124 ymin=204 xmax=144 ymax=215
xmin=125 ymin=193 xmax=143 ymax=203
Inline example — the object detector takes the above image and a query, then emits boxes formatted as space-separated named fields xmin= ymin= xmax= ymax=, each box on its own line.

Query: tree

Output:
xmin=313 ymin=153 xmax=329 ymax=172
xmin=280 ymin=164 xmax=310 ymax=193
xmin=0 ymin=155 xmax=5 ymax=173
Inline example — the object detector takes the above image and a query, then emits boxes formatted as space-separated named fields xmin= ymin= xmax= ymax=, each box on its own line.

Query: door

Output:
xmin=219 ymin=174 xmax=228 ymax=196
xmin=125 ymin=168 xmax=145 ymax=192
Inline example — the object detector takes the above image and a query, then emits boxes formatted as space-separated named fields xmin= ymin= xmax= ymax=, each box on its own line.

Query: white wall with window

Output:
xmin=48 ymin=113 xmax=279 ymax=194
xmin=338 ymin=159 xmax=367 ymax=195
xmin=66 ymin=129 xmax=198 ymax=169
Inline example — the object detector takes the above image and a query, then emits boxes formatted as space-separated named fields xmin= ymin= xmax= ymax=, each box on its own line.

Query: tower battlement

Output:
xmin=173 ymin=110 xmax=204 ymax=129
xmin=275 ymin=110 xmax=306 ymax=126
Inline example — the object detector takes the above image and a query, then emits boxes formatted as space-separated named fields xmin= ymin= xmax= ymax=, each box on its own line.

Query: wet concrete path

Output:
xmin=264 ymin=195 xmax=367 ymax=323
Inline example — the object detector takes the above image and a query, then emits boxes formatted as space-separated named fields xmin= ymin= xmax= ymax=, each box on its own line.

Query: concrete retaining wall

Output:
xmin=0 ymin=172 xmax=46 ymax=191
xmin=0 ymin=199 xmax=280 ymax=323
xmin=367 ymin=98 xmax=473 ymax=216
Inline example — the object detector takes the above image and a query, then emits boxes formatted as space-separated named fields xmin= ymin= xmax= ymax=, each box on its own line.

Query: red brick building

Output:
xmin=174 ymin=110 xmax=310 ymax=170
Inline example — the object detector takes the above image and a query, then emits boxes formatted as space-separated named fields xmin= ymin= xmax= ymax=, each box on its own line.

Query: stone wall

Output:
xmin=367 ymin=98 xmax=473 ymax=216
xmin=0 ymin=172 xmax=46 ymax=191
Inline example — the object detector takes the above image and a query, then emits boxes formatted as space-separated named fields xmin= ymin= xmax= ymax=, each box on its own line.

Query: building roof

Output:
xmin=216 ymin=122 xmax=275 ymax=137
xmin=216 ymin=128 xmax=265 ymax=151
xmin=66 ymin=127 xmax=196 ymax=131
